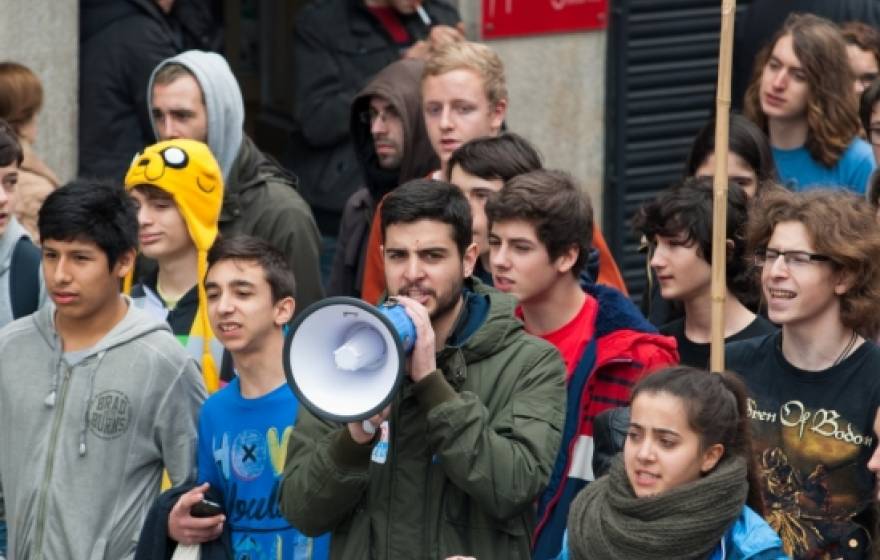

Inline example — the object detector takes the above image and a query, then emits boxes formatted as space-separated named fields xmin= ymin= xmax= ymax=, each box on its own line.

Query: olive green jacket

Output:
xmin=280 ymin=286 xmax=566 ymax=559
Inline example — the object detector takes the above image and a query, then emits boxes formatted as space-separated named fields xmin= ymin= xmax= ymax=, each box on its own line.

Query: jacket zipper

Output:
xmin=32 ymin=365 xmax=73 ymax=560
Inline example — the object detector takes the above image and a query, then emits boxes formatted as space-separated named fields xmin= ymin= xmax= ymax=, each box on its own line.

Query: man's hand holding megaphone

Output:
xmin=347 ymin=295 xmax=436 ymax=445
xmin=393 ymin=296 xmax=437 ymax=382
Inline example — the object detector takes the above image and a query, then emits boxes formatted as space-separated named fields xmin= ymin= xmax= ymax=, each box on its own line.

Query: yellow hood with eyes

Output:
xmin=124 ymin=139 xmax=223 ymax=251
xmin=123 ymin=138 xmax=224 ymax=393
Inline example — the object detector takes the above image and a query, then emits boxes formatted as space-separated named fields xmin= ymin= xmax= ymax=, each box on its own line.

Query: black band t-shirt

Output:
xmin=727 ymin=332 xmax=880 ymax=559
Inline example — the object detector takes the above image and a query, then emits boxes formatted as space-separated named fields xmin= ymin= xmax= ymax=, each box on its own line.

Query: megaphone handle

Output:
xmin=362 ymin=419 xmax=377 ymax=435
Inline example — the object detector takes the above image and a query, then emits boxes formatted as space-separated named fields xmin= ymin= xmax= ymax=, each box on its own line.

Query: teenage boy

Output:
xmin=0 ymin=119 xmax=43 ymax=328
xmin=727 ymin=188 xmax=880 ymax=559
xmin=485 ymin=170 xmax=678 ymax=560
xmin=446 ymin=133 xmax=542 ymax=284
xmin=633 ymin=177 xmax=776 ymax=368
xmin=0 ymin=180 xmax=205 ymax=559
xmin=280 ymin=180 xmax=566 ymax=559
xmin=161 ymin=236 xmax=329 ymax=559
xmin=125 ymin=138 xmax=225 ymax=392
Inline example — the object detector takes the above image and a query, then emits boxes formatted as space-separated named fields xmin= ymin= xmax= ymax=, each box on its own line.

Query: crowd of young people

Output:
xmin=3 ymin=7 xmax=880 ymax=560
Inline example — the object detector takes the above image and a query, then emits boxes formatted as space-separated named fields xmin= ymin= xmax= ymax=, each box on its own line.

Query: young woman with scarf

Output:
xmin=558 ymin=366 xmax=787 ymax=560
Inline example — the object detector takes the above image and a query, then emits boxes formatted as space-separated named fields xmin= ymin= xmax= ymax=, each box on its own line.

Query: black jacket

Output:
xmin=284 ymin=0 xmax=459 ymax=233
xmin=79 ymin=0 xmax=181 ymax=180
xmin=134 ymin=483 xmax=233 ymax=560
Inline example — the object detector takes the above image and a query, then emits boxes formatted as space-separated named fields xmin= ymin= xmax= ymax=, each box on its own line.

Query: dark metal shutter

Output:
xmin=603 ymin=0 xmax=752 ymax=305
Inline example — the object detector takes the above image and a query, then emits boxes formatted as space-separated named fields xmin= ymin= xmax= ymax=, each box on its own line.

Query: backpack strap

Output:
xmin=10 ymin=236 xmax=41 ymax=319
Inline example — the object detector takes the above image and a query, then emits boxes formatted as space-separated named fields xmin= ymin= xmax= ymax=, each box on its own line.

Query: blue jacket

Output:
xmin=556 ymin=506 xmax=787 ymax=559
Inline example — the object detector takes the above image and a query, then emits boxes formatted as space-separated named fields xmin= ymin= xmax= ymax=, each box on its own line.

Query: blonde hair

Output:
xmin=423 ymin=41 xmax=508 ymax=106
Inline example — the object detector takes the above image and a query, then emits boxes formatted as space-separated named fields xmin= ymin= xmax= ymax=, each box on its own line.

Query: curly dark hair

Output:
xmin=747 ymin=188 xmax=880 ymax=336
xmin=632 ymin=177 xmax=758 ymax=309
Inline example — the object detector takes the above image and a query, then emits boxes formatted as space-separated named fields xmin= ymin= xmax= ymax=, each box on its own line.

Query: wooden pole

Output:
xmin=710 ymin=0 xmax=736 ymax=373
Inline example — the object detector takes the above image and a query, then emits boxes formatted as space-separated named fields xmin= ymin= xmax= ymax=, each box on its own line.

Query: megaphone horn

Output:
xmin=283 ymin=297 xmax=416 ymax=423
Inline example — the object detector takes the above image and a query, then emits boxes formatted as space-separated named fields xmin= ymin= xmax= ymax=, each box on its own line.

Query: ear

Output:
xmin=114 ymin=248 xmax=137 ymax=279
xmin=833 ymin=270 xmax=855 ymax=296
xmin=554 ymin=245 xmax=580 ymax=275
xmin=700 ymin=443 xmax=725 ymax=473
xmin=462 ymin=241 xmax=479 ymax=278
xmin=274 ymin=296 xmax=295 ymax=326
xmin=489 ymin=98 xmax=508 ymax=135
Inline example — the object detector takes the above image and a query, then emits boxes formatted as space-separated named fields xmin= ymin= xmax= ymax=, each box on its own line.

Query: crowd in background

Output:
xmin=2 ymin=1 xmax=880 ymax=559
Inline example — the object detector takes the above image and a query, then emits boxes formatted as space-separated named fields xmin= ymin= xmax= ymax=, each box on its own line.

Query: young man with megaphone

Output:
xmin=280 ymin=179 xmax=567 ymax=559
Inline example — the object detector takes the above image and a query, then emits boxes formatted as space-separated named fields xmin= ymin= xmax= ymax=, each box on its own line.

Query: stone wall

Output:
xmin=0 ymin=2 xmax=78 ymax=182
xmin=457 ymin=0 xmax=607 ymax=221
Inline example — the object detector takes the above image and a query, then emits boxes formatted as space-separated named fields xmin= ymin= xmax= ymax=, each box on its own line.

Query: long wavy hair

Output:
xmin=744 ymin=13 xmax=860 ymax=168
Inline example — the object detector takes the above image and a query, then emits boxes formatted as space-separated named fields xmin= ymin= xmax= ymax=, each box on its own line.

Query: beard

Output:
xmin=429 ymin=274 xmax=465 ymax=323
xmin=394 ymin=273 xmax=465 ymax=324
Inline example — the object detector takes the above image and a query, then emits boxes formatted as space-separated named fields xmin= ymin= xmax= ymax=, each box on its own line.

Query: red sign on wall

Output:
xmin=482 ymin=0 xmax=608 ymax=39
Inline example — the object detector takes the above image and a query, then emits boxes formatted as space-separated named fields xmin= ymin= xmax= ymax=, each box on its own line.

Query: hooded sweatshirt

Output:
xmin=328 ymin=59 xmax=439 ymax=296
xmin=0 ymin=217 xmax=45 ymax=326
xmin=0 ymin=301 xmax=206 ymax=560
xmin=350 ymin=58 xmax=439 ymax=202
xmin=147 ymin=50 xmax=243 ymax=182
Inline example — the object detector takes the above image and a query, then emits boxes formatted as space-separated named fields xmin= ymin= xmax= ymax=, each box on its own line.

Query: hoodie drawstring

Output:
xmin=44 ymin=333 xmax=64 ymax=408
xmin=79 ymin=350 xmax=108 ymax=457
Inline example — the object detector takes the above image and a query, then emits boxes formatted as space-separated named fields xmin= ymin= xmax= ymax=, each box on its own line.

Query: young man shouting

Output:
xmin=281 ymin=179 xmax=566 ymax=559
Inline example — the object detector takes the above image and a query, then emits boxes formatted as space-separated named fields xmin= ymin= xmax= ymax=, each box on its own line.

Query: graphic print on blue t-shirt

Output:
xmin=197 ymin=377 xmax=330 ymax=560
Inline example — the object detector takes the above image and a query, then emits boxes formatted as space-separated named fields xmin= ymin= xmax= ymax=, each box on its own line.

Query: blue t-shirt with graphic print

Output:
xmin=197 ymin=377 xmax=329 ymax=559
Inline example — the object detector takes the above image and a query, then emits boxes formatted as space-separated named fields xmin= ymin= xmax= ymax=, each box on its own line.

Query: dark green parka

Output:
xmin=280 ymin=286 xmax=566 ymax=559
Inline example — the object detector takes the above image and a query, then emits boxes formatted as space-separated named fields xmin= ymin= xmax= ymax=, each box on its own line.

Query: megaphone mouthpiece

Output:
xmin=333 ymin=325 xmax=387 ymax=371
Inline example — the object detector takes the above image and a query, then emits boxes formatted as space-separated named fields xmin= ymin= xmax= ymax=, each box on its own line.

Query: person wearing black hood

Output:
xmin=79 ymin=0 xmax=182 ymax=180
xmin=328 ymin=58 xmax=439 ymax=297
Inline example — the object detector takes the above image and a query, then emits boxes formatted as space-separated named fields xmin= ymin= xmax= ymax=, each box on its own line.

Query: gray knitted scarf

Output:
xmin=567 ymin=455 xmax=748 ymax=560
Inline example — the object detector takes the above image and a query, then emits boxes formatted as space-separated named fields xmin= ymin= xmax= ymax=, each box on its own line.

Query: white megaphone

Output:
xmin=283 ymin=296 xmax=416 ymax=423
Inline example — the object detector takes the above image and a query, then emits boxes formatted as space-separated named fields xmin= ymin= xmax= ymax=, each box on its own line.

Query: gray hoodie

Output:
xmin=147 ymin=50 xmax=244 ymax=181
xmin=0 ymin=217 xmax=46 ymax=327
xmin=0 ymin=300 xmax=206 ymax=559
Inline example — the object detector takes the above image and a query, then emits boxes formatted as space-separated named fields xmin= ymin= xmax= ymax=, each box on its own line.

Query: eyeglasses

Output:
xmin=359 ymin=106 xmax=400 ymax=125
xmin=753 ymin=248 xmax=831 ymax=268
